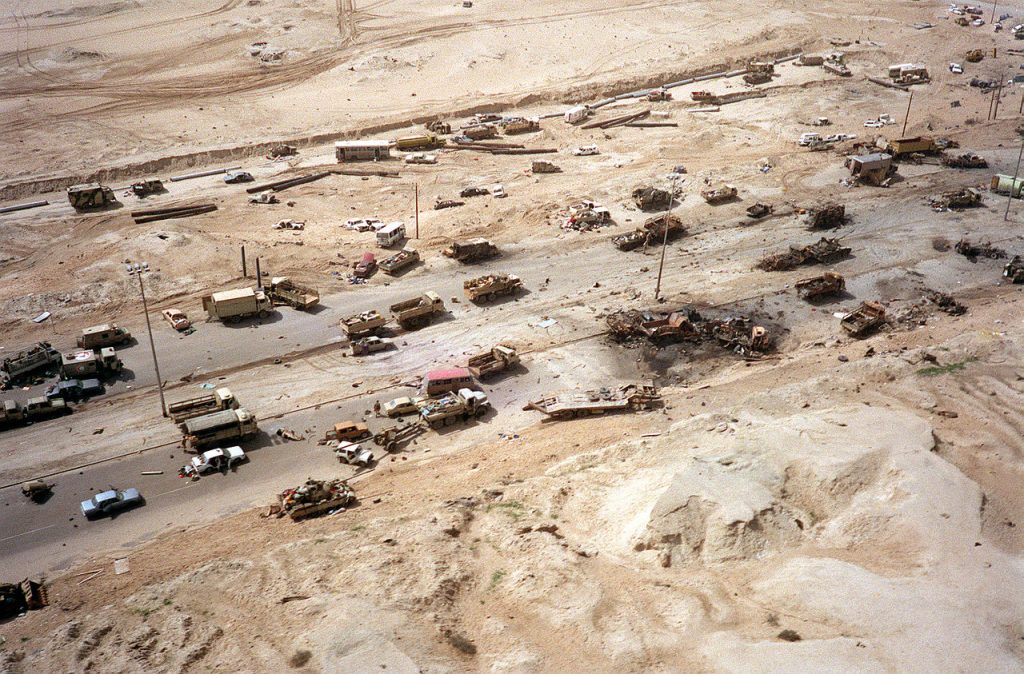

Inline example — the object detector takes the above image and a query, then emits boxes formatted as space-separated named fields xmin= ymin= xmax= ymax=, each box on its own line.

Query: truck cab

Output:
xmin=458 ymin=388 xmax=490 ymax=415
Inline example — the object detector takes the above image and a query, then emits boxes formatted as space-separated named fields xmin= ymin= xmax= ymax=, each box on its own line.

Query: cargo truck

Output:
xmin=1 ymin=342 xmax=60 ymax=387
xmin=395 ymin=134 xmax=442 ymax=150
xmin=267 ymin=277 xmax=320 ymax=310
xmin=67 ymin=183 xmax=116 ymax=210
xmin=419 ymin=389 xmax=490 ymax=428
xmin=60 ymin=348 xmax=123 ymax=380
xmin=167 ymin=387 xmax=238 ymax=424
xmin=443 ymin=238 xmax=499 ymax=262
xmin=463 ymin=273 xmax=522 ymax=302
xmin=467 ymin=345 xmax=519 ymax=378
xmin=180 ymin=407 xmax=258 ymax=451
xmin=202 ymin=288 xmax=273 ymax=322
xmin=23 ymin=396 xmax=70 ymax=422
xmin=390 ymin=292 xmax=446 ymax=329
xmin=77 ymin=323 xmax=131 ymax=349
xmin=340 ymin=310 xmax=387 ymax=338
xmin=380 ymin=247 xmax=420 ymax=275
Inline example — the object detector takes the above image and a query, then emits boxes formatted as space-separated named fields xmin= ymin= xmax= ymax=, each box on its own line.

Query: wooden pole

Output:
xmin=654 ymin=217 xmax=670 ymax=300
xmin=241 ymin=245 xmax=247 ymax=278
xmin=994 ymin=79 xmax=1005 ymax=120
xmin=901 ymin=91 xmax=914 ymax=137
xmin=414 ymin=183 xmax=419 ymax=239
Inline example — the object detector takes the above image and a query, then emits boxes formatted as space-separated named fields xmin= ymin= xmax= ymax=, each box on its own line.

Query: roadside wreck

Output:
xmin=757 ymin=237 xmax=852 ymax=271
xmin=606 ymin=307 xmax=772 ymax=357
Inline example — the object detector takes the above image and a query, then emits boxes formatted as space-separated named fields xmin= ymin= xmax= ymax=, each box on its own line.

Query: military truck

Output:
xmin=1 ymin=342 xmax=60 ymax=387
xmin=60 ymin=348 xmax=122 ymax=380
xmin=340 ymin=310 xmax=387 ymax=338
xmin=77 ymin=323 xmax=131 ymax=349
xmin=443 ymin=238 xmax=499 ymax=262
xmin=390 ymin=292 xmax=446 ymax=329
xmin=532 ymin=160 xmax=561 ymax=173
xmin=632 ymin=186 xmax=673 ymax=211
xmin=67 ymin=183 xmax=116 ymax=210
xmin=502 ymin=117 xmax=540 ymax=134
xmin=0 ymin=579 xmax=48 ymax=620
xmin=419 ymin=389 xmax=490 ymax=428
xmin=267 ymin=277 xmax=320 ymax=310
xmin=395 ymin=134 xmax=442 ymax=150
xmin=612 ymin=213 xmax=686 ymax=251
xmin=180 ymin=407 xmax=258 ymax=451
xmin=700 ymin=184 xmax=738 ymax=204
xmin=840 ymin=301 xmax=887 ymax=337
xmin=0 ymin=400 xmax=27 ymax=429
xmin=524 ymin=383 xmax=660 ymax=420
xmin=795 ymin=272 xmax=846 ymax=300
xmin=467 ymin=345 xmax=519 ymax=378
xmin=276 ymin=479 xmax=355 ymax=521
xmin=167 ymin=387 xmax=238 ymax=424
xmin=380 ymin=247 xmax=420 ymax=275
xmin=129 ymin=179 xmax=164 ymax=198
xmin=463 ymin=273 xmax=523 ymax=302
xmin=202 ymin=287 xmax=274 ymax=322
xmin=23 ymin=396 xmax=69 ymax=421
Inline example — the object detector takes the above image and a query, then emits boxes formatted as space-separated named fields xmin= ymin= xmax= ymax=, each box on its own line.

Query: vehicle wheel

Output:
xmin=258 ymin=310 xmax=268 ymax=318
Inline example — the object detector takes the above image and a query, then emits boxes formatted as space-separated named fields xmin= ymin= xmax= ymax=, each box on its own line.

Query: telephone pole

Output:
xmin=414 ymin=183 xmax=419 ymax=239
xmin=126 ymin=262 xmax=167 ymax=417
xmin=901 ymin=90 xmax=914 ymax=137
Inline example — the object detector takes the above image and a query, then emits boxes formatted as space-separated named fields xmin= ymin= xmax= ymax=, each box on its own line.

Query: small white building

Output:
xmin=335 ymin=140 xmax=392 ymax=162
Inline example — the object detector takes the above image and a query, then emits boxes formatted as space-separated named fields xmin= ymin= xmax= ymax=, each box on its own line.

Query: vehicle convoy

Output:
xmin=334 ymin=441 xmax=374 ymax=467
xmin=380 ymin=247 xmax=420 ymax=275
xmin=1 ymin=342 xmax=60 ymax=387
xmin=524 ymin=383 xmax=661 ymax=420
xmin=179 ymin=446 xmax=246 ymax=478
xmin=202 ymin=287 xmax=273 ymax=322
xmin=467 ymin=345 xmax=520 ymax=378
xmin=351 ymin=336 xmax=393 ymax=355
xmin=167 ymin=387 xmax=238 ymax=424
xmin=841 ymin=301 xmax=887 ymax=337
xmin=180 ymin=408 xmax=258 ymax=451
xmin=795 ymin=272 xmax=846 ymax=300
xmin=275 ymin=479 xmax=355 ymax=521
xmin=0 ymin=579 xmax=48 ymax=620
xmin=21 ymin=480 xmax=53 ymax=502
xmin=80 ymin=488 xmax=144 ymax=519
xmin=419 ymin=388 xmax=491 ymax=428
xmin=77 ymin=323 xmax=131 ymax=349
xmin=372 ymin=420 xmax=426 ymax=451
xmin=67 ymin=183 xmax=116 ymax=210
xmin=443 ymin=238 xmax=499 ymax=262
xmin=390 ymin=292 xmax=446 ymax=329
xmin=0 ymin=397 xmax=69 ymax=429
xmin=341 ymin=310 xmax=387 ymax=338
xmin=464 ymin=273 xmax=523 ymax=302
xmin=266 ymin=277 xmax=320 ymax=310
xmin=60 ymin=348 xmax=123 ymax=380
xmin=1005 ymin=256 xmax=1024 ymax=283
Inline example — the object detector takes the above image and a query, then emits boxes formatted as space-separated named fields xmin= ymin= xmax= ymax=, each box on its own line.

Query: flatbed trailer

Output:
xmin=524 ymin=383 xmax=660 ymax=420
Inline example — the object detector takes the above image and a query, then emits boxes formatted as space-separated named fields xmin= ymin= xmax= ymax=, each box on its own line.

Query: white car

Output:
xmin=490 ymin=184 xmax=507 ymax=198
xmin=798 ymin=133 xmax=821 ymax=146
xmin=863 ymin=120 xmax=884 ymax=128
xmin=345 ymin=218 xmax=383 ymax=232
xmin=571 ymin=145 xmax=599 ymax=156
xmin=272 ymin=219 xmax=305 ymax=230
xmin=383 ymin=396 xmax=425 ymax=418
xmin=950 ymin=63 xmax=964 ymax=74
xmin=179 ymin=446 xmax=246 ymax=478
xmin=335 ymin=441 xmax=374 ymax=467
xmin=404 ymin=153 xmax=437 ymax=165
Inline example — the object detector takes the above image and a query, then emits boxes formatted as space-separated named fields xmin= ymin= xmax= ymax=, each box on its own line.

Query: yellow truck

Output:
xmin=395 ymin=134 xmax=442 ymax=150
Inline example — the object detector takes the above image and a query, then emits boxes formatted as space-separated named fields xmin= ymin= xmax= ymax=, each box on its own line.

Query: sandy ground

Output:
xmin=2 ymin=0 xmax=1024 ymax=671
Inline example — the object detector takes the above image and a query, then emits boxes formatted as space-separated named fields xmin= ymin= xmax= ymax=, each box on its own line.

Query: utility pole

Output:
xmin=241 ymin=244 xmax=247 ymax=278
xmin=1005 ymin=135 xmax=1024 ymax=221
xmin=414 ymin=183 xmax=419 ymax=239
xmin=994 ymin=78 xmax=1005 ymax=120
xmin=901 ymin=90 xmax=914 ymax=137
xmin=991 ymin=0 xmax=998 ymax=25
xmin=654 ymin=216 xmax=670 ymax=301
xmin=127 ymin=263 xmax=167 ymax=418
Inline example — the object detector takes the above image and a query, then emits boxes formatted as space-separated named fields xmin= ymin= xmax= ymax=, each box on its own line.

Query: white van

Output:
xmin=798 ymin=132 xmax=821 ymax=146
xmin=564 ymin=105 xmax=589 ymax=124
xmin=376 ymin=222 xmax=406 ymax=248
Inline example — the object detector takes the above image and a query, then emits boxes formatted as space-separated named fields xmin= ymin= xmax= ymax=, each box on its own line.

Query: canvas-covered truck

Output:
xmin=340 ymin=310 xmax=387 ymax=338
xmin=463 ymin=273 xmax=522 ymax=302
xmin=77 ymin=323 xmax=131 ymax=349
xmin=390 ymin=292 xmax=445 ymax=329
xmin=202 ymin=287 xmax=273 ymax=322
xmin=524 ymin=383 xmax=661 ymax=420
xmin=840 ymin=301 xmax=886 ymax=337
xmin=467 ymin=345 xmax=519 ymax=378
xmin=67 ymin=183 xmax=116 ymax=210
xmin=419 ymin=388 xmax=490 ymax=428
xmin=380 ymin=247 xmax=420 ymax=275
xmin=267 ymin=277 xmax=319 ymax=310
xmin=443 ymin=238 xmax=499 ymax=262
xmin=795 ymin=272 xmax=846 ymax=300
xmin=180 ymin=407 xmax=258 ymax=451
xmin=60 ymin=348 xmax=122 ymax=380
xmin=275 ymin=479 xmax=355 ymax=521
xmin=1 ymin=342 xmax=60 ymax=387
xmin=167 ymin=387 xmax=238 ymax=424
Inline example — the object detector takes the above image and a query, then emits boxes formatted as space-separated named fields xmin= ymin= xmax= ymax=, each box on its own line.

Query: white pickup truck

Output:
xmin=335 ymin=441 xmax=374 ymax=467
xmin=179 ymin=446 xmax=246 ymax=478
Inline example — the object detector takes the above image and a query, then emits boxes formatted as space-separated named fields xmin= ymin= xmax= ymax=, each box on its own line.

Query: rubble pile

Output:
xmin=955 ymin=238 xmax=1006 ymax=260
xmin=757 ymin=237 xmax=852 ymax=271
xmin=606 ymin=307 xmax=771 ymax=357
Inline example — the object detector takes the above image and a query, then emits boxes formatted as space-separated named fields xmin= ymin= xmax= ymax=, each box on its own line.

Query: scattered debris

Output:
xmin=955 ymin=238 xmax=1006 ymax=260
xmin=803 ymin=203 xmax=847 ymax=229
xmin=606 ymin=307 xmax=771 ymax=356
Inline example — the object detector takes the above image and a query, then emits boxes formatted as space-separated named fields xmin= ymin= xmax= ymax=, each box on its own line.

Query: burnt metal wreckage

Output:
xmin=757 ymin=237 xmax=852 ymax=271
xmin=606 ymin=307 xmax=771 ymax=358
